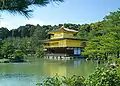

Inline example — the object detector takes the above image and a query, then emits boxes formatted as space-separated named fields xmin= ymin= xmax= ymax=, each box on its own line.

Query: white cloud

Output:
xmin=0 ymin=18 xmax=45 ymax=30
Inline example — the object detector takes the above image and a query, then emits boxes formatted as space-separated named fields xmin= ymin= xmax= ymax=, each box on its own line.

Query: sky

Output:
xmin=0 ymin=0 xmax=120 ymax=30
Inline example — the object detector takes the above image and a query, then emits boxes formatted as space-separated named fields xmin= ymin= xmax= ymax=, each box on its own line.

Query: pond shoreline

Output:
xmin=0 ymin=58 xmax=25 ymax=63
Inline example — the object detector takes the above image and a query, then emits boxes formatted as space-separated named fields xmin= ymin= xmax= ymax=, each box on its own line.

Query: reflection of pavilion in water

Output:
xmin=43 ymin=61 xmax=67 ymax=76
xmin=43 ymin=60 xmax=97 ymax=77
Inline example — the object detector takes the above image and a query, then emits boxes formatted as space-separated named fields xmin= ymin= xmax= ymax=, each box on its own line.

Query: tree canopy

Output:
xmin=0 ymin=0 xmax=64 ymax=17
xmin=83 ymin=9 xmax=120 ymax=60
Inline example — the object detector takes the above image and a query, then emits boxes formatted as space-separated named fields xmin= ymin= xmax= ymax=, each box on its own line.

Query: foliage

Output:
xmin=37 ymin=75 xmax=85 ymax=86
xmin=0 ymin=22 xmax=103 ymax=41
xmin=0 ymin=27 xmax=9 ymax=39
xmin=38 ymin=75 xmax=63 ymax=86
xmin=1 ymin=40 xmax=14 ymax=58
xmin=85 ymin=67 xmax=120 ymax=86
xmin=37 ymin=67 xmax=120 ymax=86
xmin=9 ymin=49 xmax=24 ymax=62
xmin=82 ymin=9 xmax=120 ymax=60
xmin=0 ymin=0 xmax=64 ymax=17
xmin=36 ymin=45 xmax=44 ymax=58
xmin=62 ymin=75 xmax=85 ymax=86
xmin=0 ymin=38 xmax=25 ymax=62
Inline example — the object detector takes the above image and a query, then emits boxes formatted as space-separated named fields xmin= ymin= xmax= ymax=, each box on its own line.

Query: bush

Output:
xmin=36 ymin=47 xmax=44 ymax=58
xmin=37 ymin=75 xmax=62 ymax=86
xmin=37 ymin=75 xmax=85 ymax=86
xmin=62 ymin=75 xmax=85 ymax=86
xmin=37 ymin=67 xmax=120 ymax=86
xmin=9 ymin=50 xmax=24 ymax=62
xmin=85 ymin=67 xmax=120 ymax=86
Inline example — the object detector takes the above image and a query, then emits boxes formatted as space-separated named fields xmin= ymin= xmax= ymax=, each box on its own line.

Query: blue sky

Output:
xmin=0 ymin=0 xmax=120 ymax=30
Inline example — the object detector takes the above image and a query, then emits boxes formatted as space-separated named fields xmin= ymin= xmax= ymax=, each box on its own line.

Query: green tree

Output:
xmin=9 ymin=49 xmax=24 ymax=62
xmin=0 ymin=27 xmax=9 ymax=39
xmin=1 ymin=40 xmax=14 ymax=58
xmin=0 ymin=0 xmax=64 ymax=17
xmin=36 ymin=45 xmax=44 ymax=58
xmin=83 ymin=9 xmax=120 ymax=60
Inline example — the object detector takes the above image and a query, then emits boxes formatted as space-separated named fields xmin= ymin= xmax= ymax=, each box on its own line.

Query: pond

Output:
xmin=0 ymin=58 xmax=98 ymax=86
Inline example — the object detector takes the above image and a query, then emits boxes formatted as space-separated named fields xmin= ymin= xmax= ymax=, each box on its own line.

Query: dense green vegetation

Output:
xmin=83 ymin=9 xmax=120 ymax=62
xmin=36 ymin=67 xmax=120 ymax=86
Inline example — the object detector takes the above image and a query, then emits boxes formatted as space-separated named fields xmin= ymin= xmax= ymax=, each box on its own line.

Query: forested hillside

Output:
xmin=0 ymin=21 xmax=103 ymax=61
xmin=0 ymin=22 xmax=103 ymax=40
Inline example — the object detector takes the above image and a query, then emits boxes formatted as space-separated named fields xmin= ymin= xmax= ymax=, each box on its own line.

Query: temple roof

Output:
xmin=48 ymin=26 xmax=78 ymax=34
xmin=62 ymin=27 xmax=78 ymax=32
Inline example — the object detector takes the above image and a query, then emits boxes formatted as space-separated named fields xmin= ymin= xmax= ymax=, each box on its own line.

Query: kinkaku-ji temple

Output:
xmin=43 ymin=26 xmax=87 ymax=59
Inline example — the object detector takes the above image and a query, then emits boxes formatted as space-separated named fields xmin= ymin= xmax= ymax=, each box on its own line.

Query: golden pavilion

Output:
xmin=43 ymin=26 xmax=86 ymax=59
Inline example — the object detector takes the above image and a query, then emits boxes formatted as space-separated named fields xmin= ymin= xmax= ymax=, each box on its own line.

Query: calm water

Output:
xmin=0 ymin=58 xmax=98 ymax=86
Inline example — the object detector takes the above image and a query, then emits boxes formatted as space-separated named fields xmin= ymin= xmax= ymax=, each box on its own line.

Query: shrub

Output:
xmin=62 ymin=75 xmax=85 ymax=86
xmin=85 ymin=67 xmax=120 ymax=86
xmin=37 ymin=75 xmax=85 ymax=86
xmin=37 ymin=75 xmax=62 ymax=86
xmin=9 ymin=50 xmax=24 ymax=62
xmin=37 ymin=67 xmax=120 ymax=86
